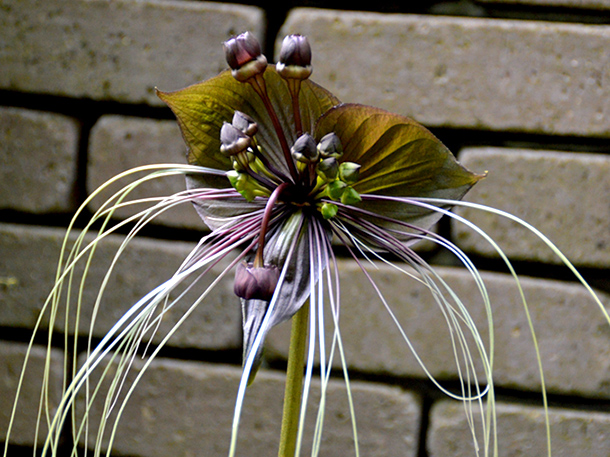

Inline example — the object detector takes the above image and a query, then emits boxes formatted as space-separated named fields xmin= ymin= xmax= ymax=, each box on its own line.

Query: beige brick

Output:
xmin=453 ymin=147 xmax=610 ymax=268
xmin=0 ymin=223 xmax=241 ymax=349
xmin=278 ymin=9 xmax=610 ymax=137
xmin=0 ymin=342 xmax=64 ymax=446
xmin=266 ymin=263 xmax=610 ymax=397
xmin=478 ymin=0 xmax=610 ymax=10
xmin=87 ymin=115 xmax=204 ymax=229
xmin=0 ymin=107 xmax=79 ymax=213
xmin=78 ymin=357 xmax=421 ymax=457
xmin=429 ymin=400 xmax=610 ymax=457
xmin=0 ymin=0 xmax=264 ymax=105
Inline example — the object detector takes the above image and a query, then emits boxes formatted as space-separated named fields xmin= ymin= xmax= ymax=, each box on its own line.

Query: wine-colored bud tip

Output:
xmin=234 ymin=262 xmax=280 ymax=301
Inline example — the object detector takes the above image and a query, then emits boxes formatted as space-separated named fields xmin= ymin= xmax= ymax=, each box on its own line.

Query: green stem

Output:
xmin=278 ymin=302 xmax=310 ymax=457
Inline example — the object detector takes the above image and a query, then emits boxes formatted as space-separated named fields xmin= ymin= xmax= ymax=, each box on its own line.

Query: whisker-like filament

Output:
xmin=319 ymin=226 xmax=359 ymax=457
xmin=331 ymin=207 xmax=498 ymax=452
xmin=229 ymin=215 xmax=304 ymax=457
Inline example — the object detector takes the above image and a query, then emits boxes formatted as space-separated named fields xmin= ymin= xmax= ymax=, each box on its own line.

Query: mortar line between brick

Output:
xmin=417 ymin=395 xmax=433 ymax=457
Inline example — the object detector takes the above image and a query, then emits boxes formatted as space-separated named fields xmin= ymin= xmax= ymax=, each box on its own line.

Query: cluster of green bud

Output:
xmin=227 ymin=170 xmax=269 ymax=202
xmin=300 ymin=133 xmax=362 ymax=219
xmin=322 ymin=163 xmax=361 ymax=205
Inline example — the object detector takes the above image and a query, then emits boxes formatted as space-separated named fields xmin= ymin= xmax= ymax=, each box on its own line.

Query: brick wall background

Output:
xmin=1 ymin=0 xmax=610 ymax=456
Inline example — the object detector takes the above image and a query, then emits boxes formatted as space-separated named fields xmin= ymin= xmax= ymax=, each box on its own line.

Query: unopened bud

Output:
xmin=223 ymin=32 xmax=267 ymax=82
xmin=276 ymin=34 xmax=312 ymax=81
xmin=234 ymin=262 xmax=280 ymax=301
xmin=320 ymin=202 xmax=338 ymax=220
xmin=341 ymin=186 xmax=361 ymax=205
xmin=317 ymin=133 xmax=343 ymax=159
xmin=232 ymin=111 xmax=258 ymax=137
xmin=327 ymin=180 xmax=347 ymax=200
xmin=316 ymin=157 xmax=338 ymax=181
xmin=291 ymin=133 xmax=318 ymax=164
xmin=220 ymin=122 xmax=251 ymax=157
xmin=339 ymin=162 xmax=361 ymax=185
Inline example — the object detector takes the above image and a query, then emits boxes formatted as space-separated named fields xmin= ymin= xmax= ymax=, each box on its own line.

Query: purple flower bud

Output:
xmin=316 ymin=157 xmax=339 ymax=180
xmin=223 ymin=32 xmax=268 ymax=82
xmin=220 ymin=122 xmax=252 ymax=157
xmin=276 ymin=34 xmax=312 ymax=80
xmin=317 ymin=132 xmax=343 ymax=159
xmin=232 ymin=111 xmax=258 ymax=137
xmin=291 ymin=133 xmax=318 ymax=163
xmin=234 ymin=262 xmax=280 ymax=301
xmin=279 ymin=34 xmax=311 ymax=68
xmin=224 ymin=32 xmax=262 ymax=69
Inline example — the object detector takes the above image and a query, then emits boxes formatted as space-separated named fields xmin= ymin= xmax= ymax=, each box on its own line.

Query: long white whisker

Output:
xmin=319 ymin=225 xmax=359 ymax=457
xmin=5 ymin=166 xmax=234 ymax=457
xmin=228 ymin=215 xmax=305 ymax=457
xmin=294 ymin=222 xmax=319 ymax=457
xmin=103 ymin=247 xmax=252 ymax=457
xmin=42 ymin=226 xmax=253 ymax=456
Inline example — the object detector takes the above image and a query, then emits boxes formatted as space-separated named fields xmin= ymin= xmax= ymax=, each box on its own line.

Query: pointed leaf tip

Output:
xmin=315 ymin=103 xmax=484 ymax=198
xmin=315 ymin=103 xmax=485 ymax=231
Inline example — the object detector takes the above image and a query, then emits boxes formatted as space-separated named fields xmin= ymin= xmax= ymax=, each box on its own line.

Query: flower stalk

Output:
xmin=278 ymin=302 xmax=310 ymax=457
xmin=276 ymin=34 xmax=312 ymax=136
xmin=223 ymin=32 xmax=299 ymax=182
xmin=251 ymin=75 xmax=299 ymax=182
xmin=255 ymin=182 xmax=288 ymax=267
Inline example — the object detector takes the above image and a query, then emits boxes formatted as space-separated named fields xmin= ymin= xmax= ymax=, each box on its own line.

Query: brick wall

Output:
xmin=1 ymin=1 xmax=610 ymax=456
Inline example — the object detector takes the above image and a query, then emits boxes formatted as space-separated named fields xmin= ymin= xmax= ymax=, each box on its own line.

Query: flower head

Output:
xmin=234 ymin=262 xmax=280 ymax=301
xmin=157 ymin=31 xmax=484 ymax=377
xmin=223 ymin=31 xmax=267 ymax=82
xmin=276 ymin=34 xmax=313 ymax=80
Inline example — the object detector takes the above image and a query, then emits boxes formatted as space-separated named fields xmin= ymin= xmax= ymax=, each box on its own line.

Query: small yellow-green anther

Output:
xmin=341 ymin=186 xmax=361 ymax=205
xmin=296 ymin=160 xmax=308 ymax=173
xmin=320 ymin=202 xmax=338 ymax=219
xmin=226 ymin=170 xmax=268 ymax=202
xmin=239 ymin=188 xmax=257 ymax=201
xmin=339 ymin=162 xmax=360 ymax=185
xmin=308 ymin=176 xmax=326 ymax=197
xmin=232 ymin=151 xmax=256 ymax=172
xmin=227 ymin=170 xmax=240 ymax=187
xmin=232 ymin=158 xmax=245 ymax=172
xmin=327 ymin=180 xmax=347 ymax=200
xmin=249 ymin=157 xmax=276 ymax=181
